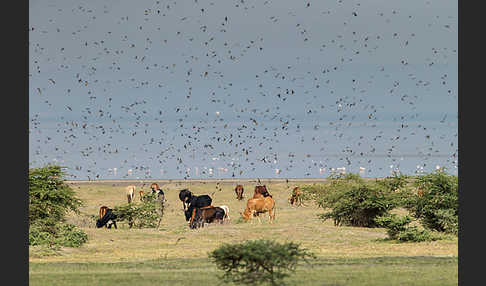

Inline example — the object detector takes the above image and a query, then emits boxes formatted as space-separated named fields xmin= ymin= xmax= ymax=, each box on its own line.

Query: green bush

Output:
xmin=309 ymin=174 xmax=399 ymax=227
xmin=29 ymin=165 xmax=88 ymax=248
xmin=403 ymin=170 xmax=458 ymax=234
xmin=29 ymin=165 xmax=83 ymax=223
xmin=209 ymin=239 xmax=315 ymax=286
xmin=113 ymin=193 xmax=164 ymax=228
xmin=375 ymin=214 xmax=440 ymax=242
xmin=29 ymin=221 xmax=88 ymax=247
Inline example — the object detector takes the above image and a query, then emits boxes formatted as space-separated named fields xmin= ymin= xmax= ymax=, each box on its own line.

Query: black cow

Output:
xmin=96 ymin=209 xmax=118 ymax=229
xmin=179 ymin=189 xmax=193 ymax=210
xmin=184 ymin=194 xmax=212 ymax=222
xmin=190 ymin=206 xmax=226 ymax=229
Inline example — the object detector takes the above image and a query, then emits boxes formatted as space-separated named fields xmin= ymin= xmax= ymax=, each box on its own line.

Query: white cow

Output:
xmin=218 ymin=205 xmax=230 ymax=222
xmin=126 ymin=185 xmax=136 ymax=203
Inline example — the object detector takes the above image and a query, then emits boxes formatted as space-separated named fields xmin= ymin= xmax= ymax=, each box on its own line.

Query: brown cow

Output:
xmin=253 ymin=185 xmax=272 ymax=199
xmin=235 ymin=184 xmax=244 ymax=200
xmin=241 ymin=196 xmax=276 ymax=223
xmin=139 ymin=190 xmax=145 ymax=202
xmin=289 ymin=186 xmax=303 ymax=207
xmin=189 ymin=206 xmax=226 ymax=229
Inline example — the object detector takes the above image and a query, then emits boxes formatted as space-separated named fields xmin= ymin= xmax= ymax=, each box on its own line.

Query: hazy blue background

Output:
xmin=29 ymin=0 xmax=457 ymax=180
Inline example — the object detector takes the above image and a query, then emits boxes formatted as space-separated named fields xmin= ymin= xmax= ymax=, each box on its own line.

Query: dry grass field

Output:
xmin=29 ymin=179 xmax=458 ymax=285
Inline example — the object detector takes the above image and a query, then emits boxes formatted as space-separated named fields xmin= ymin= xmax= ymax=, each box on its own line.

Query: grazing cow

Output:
xmin=126 ymin=185 xmax=136 ymax=203
xmin=289 ymin=187 xmax=303 ymax=207
xmin=218 ymin=205 xmax=230 ymax=222
xmin=235 ymin=184 xmax=244 ymax=200
xmin=99 ymin=206 xmax=109 ymax=221
xmin=185 ymin=194 xmax=213 ymax=223
xmin=241 ymin=196 xmax=276 ymax=223
xmin=96 ymin=208 xmax=118 ymax=229
xmin=189 ymin=206 xmax=226 ymax=229
xmin=253 ymin=185 xmax=272 ymax=199
xmin=139 ymin=190 xmax=145 ymax=202
xmin=179 ymin=189 xmax=193 ymax=210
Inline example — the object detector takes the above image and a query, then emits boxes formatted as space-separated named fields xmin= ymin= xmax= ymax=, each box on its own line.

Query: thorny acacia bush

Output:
xmin=113 ymin=193 xmax=164 ymax=228
xmin=375 ymin=214 xmax=442 ymax=242
xmin=209 ymin=239 xmax=315 ymax=286
xmin=303 ymin=173 xmax=401 ymax=227
xmin=403 ymin=170 xmax=458 ymax=234
xmin=29 ymin=165 xmax=87 ymax=247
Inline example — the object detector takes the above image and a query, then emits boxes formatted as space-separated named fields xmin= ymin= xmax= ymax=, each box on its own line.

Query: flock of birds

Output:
xmin=29 ymin=1 xmax=457 ymax=179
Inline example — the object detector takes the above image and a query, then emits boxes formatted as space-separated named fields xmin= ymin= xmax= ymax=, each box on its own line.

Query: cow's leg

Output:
xmin=268 ymin=209 xmax=275 ymax=223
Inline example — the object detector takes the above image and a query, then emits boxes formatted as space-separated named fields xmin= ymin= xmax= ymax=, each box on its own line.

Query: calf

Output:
xmin=96 ymin=208 xmax=118 ymax=229
xmin=190 ymin=206 xmax=225 ymax=229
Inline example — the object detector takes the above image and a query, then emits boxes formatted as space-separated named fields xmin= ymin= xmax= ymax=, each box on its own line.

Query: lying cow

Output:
xmin=189 ymin=206 xmax=226 ymax=229
xmin=241 ymin=196 xmax=276 ymax=223
xmin=96 ymin=208 xmax=118 ymax=229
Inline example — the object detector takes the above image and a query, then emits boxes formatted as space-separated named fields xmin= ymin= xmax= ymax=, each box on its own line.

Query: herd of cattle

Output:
xmin=96 ymin=183 xmax=304 ymax=230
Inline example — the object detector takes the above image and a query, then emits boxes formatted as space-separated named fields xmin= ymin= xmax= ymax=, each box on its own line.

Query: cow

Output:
xmin=241 ymin=196 xmax=276 ymax=223
xmin=139 ymin=190 xmax=145 ymax=202
xmin=126 ymin=185 xmax=136 ymax=203
xmin=189 ymin=206 xmax=226 ymax=229
xmin=179 ymin=189 xmax=193 ymax=211
xmin=253 ymin=185 xmax=272 ymax=199
xmin=218 ymin=205 xmax=230 ymax=222
xmin=96 ymin=208 xmax=118 ymax=229
xmin=185 ymin=194 xmax=213 ymax=223
xmin=150 ymin=183 xmax=161 ymax=194
xmin=99 ymin=206 xmax=109 ymax=221
xmin=235 ymin=184 xmax=244 ymax=200
xmin=289 ymin=186 xmax=303 ymax=207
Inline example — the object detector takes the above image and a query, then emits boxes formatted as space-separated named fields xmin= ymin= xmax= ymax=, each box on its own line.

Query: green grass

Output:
xmin=30 ymin=256 xmax=457 ymax=286
xmin=29 ymin=180 xmax=458 ymax=285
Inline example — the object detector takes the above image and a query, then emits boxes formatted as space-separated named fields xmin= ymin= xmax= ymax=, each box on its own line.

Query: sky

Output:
xmin=29 ymin=0 xmax=457 ymax=180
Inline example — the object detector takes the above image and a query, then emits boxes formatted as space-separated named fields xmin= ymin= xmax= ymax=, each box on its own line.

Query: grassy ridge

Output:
xmin=29 ymin=181 xmax=458 ymax=285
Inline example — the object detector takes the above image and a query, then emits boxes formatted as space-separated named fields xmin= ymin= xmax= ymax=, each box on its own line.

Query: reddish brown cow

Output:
xmin=289 ymin=186 xmax=303 ymax=206
xmin=253 ymin=185 xmax=272 ymax=199
xmin=235 ymin=184 xmax=244 ymax=200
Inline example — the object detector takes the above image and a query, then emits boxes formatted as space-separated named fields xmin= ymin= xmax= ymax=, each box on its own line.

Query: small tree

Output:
xmin=375 ymin=214 xmax=440 ymax=242
xmin=209 ymin=239 xmax=315 ymax=286
xmin=309 ymin=174 xmax=399 ymax=227
xmin=403 ymin=170 xmax=458 ymax=234
xmin=113 ymin=192 xmax=164 ymax=228
xmin=29 ymin=165 xmax=87 ymax=248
